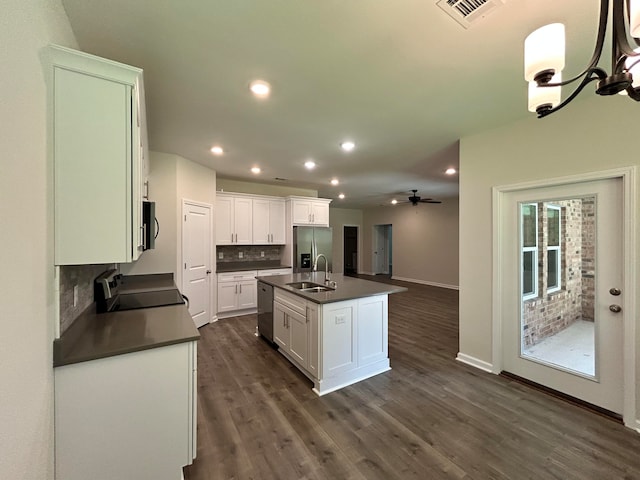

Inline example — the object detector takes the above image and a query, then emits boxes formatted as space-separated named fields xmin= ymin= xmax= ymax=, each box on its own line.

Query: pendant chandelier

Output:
xmin=524 ymin=0 xmax=640 ymax=118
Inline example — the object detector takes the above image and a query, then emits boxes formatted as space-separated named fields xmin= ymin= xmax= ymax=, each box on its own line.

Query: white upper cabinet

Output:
xmin=49 ymin=45 xmax=147 ymax=265
xmin=216 ymin=193 xmax=252 ymax=245
xmin=288 ymin=197 xmax=332 ymax=226
xmin=253 ymin=198 xmax=285 ymax=244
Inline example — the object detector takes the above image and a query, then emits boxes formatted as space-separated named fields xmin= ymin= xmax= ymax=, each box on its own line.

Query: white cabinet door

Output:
xmin=234 ymin=197 xmax=253 ymax=244
xmin=52 ymin=47 xmax=147 ymax=265
xmin=270 ymin=200 xmax=286 ymax=243
xmin=311 ymin=201 xmax=330 ymax=226
xmin=55 ymin=343 xmax=193 ymax=480
xmin=216 ymin=195 xmax=234 ymax=245
xmin=273 ymin=303 xmax=289 ymax=350
xmin=217 ymin=282 xmax=238 ymax=312
xmin=292 ymin=200 xmax=313 ymax=224
xmin=252 ymin=198 xmax=270 ymax=244
xmin=288 ymin=308 xmax=309 ymax=368
xmin=237 ymin=279 xmax=257 ymax=309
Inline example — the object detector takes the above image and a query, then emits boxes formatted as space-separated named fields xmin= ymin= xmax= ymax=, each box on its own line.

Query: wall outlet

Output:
xmin=73 ymin=285 xmax=78 ymax=307
xmin=261 ymin=251 xmax=265 ymax=257
xmin=218 ymin=251 xmax=223 ymax=260
xmin=335 ymin=314 xmax=345 ymax=324
xmin=239 ymin=251 xmax=243 ymax=259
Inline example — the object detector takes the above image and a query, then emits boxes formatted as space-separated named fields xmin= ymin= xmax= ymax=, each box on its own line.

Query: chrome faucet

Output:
xmin=312 ymin=253 xmax=331 ymax=284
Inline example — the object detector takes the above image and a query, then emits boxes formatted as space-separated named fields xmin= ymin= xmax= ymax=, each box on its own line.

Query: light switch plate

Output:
xmin=261 ymin=251 xmax=265 ymax=257
xmin=239 ymin=251 xmax=243 ymax=259
xmin=218 ymin=252 xmax=223 ymax=259
xmin=73 ymin=285 xmax=78 ymax=307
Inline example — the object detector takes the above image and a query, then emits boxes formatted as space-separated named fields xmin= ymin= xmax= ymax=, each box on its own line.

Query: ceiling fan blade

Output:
xmin=419 ymin=199 xmax=442 ymax=204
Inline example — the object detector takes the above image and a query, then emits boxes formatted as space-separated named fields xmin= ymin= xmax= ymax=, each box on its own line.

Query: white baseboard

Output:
xmin=359 ymin=271 xmax=376 ymax=276
xmin=636 ymin=419 xmax=640 ymax=434
xmin=216 ymin=308 xmax=257 ymax=320
xmin=391 ymin=276 xmax=459 ymax=290
xmin=210 ymin=315 xmax=219 ymax=323
xmin=456 ymin=353 xmax=493 ymax=373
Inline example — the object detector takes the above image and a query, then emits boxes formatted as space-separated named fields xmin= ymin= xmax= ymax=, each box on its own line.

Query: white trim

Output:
xmin=216 ymin=308 xmax=257 ymax=320
xmin=455 ymin=353 xmax=494 ymax=373
xmin=359 ymin=270 xmax=376 ymax=276
xmin=635 ymin=419 xmax=640 ymax=434
xmin=492 ymin=166 xmax=637 ymax=429
xmin=391 ymin=276 xmax=459 ymax=290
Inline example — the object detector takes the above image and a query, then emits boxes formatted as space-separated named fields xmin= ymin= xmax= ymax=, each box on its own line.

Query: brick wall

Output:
xmin=522 ymin=198 xmax=595 ymax=347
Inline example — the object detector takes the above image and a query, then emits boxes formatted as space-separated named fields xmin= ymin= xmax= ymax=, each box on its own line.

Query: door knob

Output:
xmin=609 ymin=304 xmax=622 ymax=313
xmin=609 ymin=287 xmax=621 ymax=296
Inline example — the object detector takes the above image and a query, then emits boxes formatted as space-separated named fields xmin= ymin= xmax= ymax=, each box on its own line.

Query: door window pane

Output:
xmin=523 ymin=251 xmax=535 ymax=296
xmin=522 ymin=204 xmax=537 ymax=248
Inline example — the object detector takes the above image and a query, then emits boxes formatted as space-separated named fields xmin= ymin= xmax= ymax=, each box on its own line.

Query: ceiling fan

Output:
xmin=405 ymin=189 xmax=442 ymax=206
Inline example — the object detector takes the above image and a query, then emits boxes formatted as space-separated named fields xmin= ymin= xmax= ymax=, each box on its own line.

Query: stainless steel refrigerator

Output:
xmin=293 ymin=226 xmax=332 ymax=273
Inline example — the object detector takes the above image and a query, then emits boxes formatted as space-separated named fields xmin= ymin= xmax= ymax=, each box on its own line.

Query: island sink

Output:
xmin=286 ymin=281 xmax=335 ymax=293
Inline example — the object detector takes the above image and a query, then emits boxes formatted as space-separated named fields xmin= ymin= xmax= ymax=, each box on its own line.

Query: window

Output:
xmin=521 ymin=203 xmax=538 ymax=300
xmin=546 ymin=205 xmax=561 ymax=293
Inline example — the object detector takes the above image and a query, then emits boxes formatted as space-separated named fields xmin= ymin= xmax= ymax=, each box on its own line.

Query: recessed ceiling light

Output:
xmin=391 ymin=199 xmax=398 ymax=205
xmin=251 ymin=166 xmax=261 ymax=174
xmin=210 ymin=145 xmax=224 ymax=155
xmin=338 ymin=193 xmax=345 ymax=199
xmin=330 ymin=178 xmax=339 ymax=186
xmin=249 ymin=80 xmax=271 ymax=98
xmin=445 ymin=167 xmax=457 ymax=175
xmin=304 ymin=160 xmax=316 ymax=170
xmin=340 ymin=141 xmax=355 ymax=152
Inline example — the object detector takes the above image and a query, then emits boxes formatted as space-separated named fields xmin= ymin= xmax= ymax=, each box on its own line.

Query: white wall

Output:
xmin=329 ymin=208 xmax=364 ymax=274
xmin=121 ymin=152 xmax=217 ymax=290
xmin=459 ymin=95 xmax=640 ymax=420
xmin=217 ymin=178 xmax=317 ymax=197
xmin=361 ymin=198 xmax=459 ymax=288
xmin=121 ymin=152 xmax=178 ymax=276
xmin=0 ymin=1 xmax=76 ymax=478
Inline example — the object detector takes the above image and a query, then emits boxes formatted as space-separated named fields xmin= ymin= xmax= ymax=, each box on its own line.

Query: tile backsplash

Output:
xmin=59 ymin=264 xmax=113 ymax=334
xmin=217 ymin=245 xmax=281 ymax=263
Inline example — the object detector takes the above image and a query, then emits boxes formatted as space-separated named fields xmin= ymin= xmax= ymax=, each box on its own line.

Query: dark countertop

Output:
xmin=54 ymin=274 xmax=200 ymax=367
xmin=257 ymin=273 xmax=407 ymax=304
xmin=217 ymin=261 xmax=292 ymax=273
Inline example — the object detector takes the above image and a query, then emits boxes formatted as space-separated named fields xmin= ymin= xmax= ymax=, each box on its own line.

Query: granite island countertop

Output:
xmin=54 ymin=273 xmax=199 ymax=367
xmin=257 ymin=272 xmax=407 ymax=304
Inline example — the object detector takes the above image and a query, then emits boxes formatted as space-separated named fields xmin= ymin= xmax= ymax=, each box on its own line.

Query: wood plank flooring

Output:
xmin=184 ymin=278 xmax=640 ymax=480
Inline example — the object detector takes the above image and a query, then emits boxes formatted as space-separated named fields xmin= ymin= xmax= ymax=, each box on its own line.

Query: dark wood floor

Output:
xmin=184 ymin=278 xmax=640 ymax=480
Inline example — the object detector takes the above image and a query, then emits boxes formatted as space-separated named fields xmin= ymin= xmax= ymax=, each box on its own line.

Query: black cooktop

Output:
xmin=109 ymin=289 xmax=185 ymax=312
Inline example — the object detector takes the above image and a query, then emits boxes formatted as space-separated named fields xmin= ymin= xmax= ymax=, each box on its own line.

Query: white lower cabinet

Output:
xmin=217 ymin=270 xmax=257 ymax=317
xmin=272 ymin=288 xmax=390 ymax=396
xmin=54 ymin=342 xmax=197 ymax=480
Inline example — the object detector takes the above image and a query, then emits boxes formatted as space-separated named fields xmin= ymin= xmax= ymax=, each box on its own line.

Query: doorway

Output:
xmin=373 ymin=224 xmax=392 ymax=275
xmin=496 ymin=174 xmax=635 ymax=419
xmin=343 ymin=226 xmax=359 ymax=276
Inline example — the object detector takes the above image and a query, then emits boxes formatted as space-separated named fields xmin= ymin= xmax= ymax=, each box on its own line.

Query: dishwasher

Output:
xmin=257 ymin=281 xmax=275 ymax=345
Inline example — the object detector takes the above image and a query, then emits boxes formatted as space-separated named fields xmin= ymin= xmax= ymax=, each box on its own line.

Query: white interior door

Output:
xmin=501 ymin=178 xmax=624 ymax=414
xmin=182 ymin=201 xmax=212 ymax=328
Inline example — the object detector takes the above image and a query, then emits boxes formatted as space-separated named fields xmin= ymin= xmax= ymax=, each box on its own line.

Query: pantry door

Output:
xmin=500 ymin=177 xmax=625 ymax=414
xmin=182 ymin=200 xmax=213 ymax=328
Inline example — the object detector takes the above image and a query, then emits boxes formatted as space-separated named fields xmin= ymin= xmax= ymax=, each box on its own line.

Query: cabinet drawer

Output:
xmin=274 ymin=288 xmax=306 ymax=316
xmin=256 ymin=268 xmax=293 ymax=277
xmin=217 ymin=270 xmax=257 ymax=283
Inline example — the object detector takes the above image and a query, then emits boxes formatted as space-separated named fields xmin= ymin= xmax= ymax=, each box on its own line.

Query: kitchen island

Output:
xmin=258 ymin=273 xmax=407 ymax=395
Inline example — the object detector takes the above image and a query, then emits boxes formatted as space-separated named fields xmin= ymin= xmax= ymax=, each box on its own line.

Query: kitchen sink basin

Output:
xmin=286 ymin=281 xmax=335 ymax=293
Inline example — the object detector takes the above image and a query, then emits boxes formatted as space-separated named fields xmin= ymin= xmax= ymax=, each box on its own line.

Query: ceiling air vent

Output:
xmin=436 ymin=0 xmax=505 ymax=29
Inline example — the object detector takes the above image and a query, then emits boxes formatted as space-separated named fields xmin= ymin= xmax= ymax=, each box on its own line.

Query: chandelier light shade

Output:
xmin=524 ymin=0 xmax=640 ymax=118
xmin=528 ymin=73 xmax=562 ymax=112
xmin=524 ymin=23 xmax=565 ymax=82
xmin=632 ymin=0 xmax=640 ymax=36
